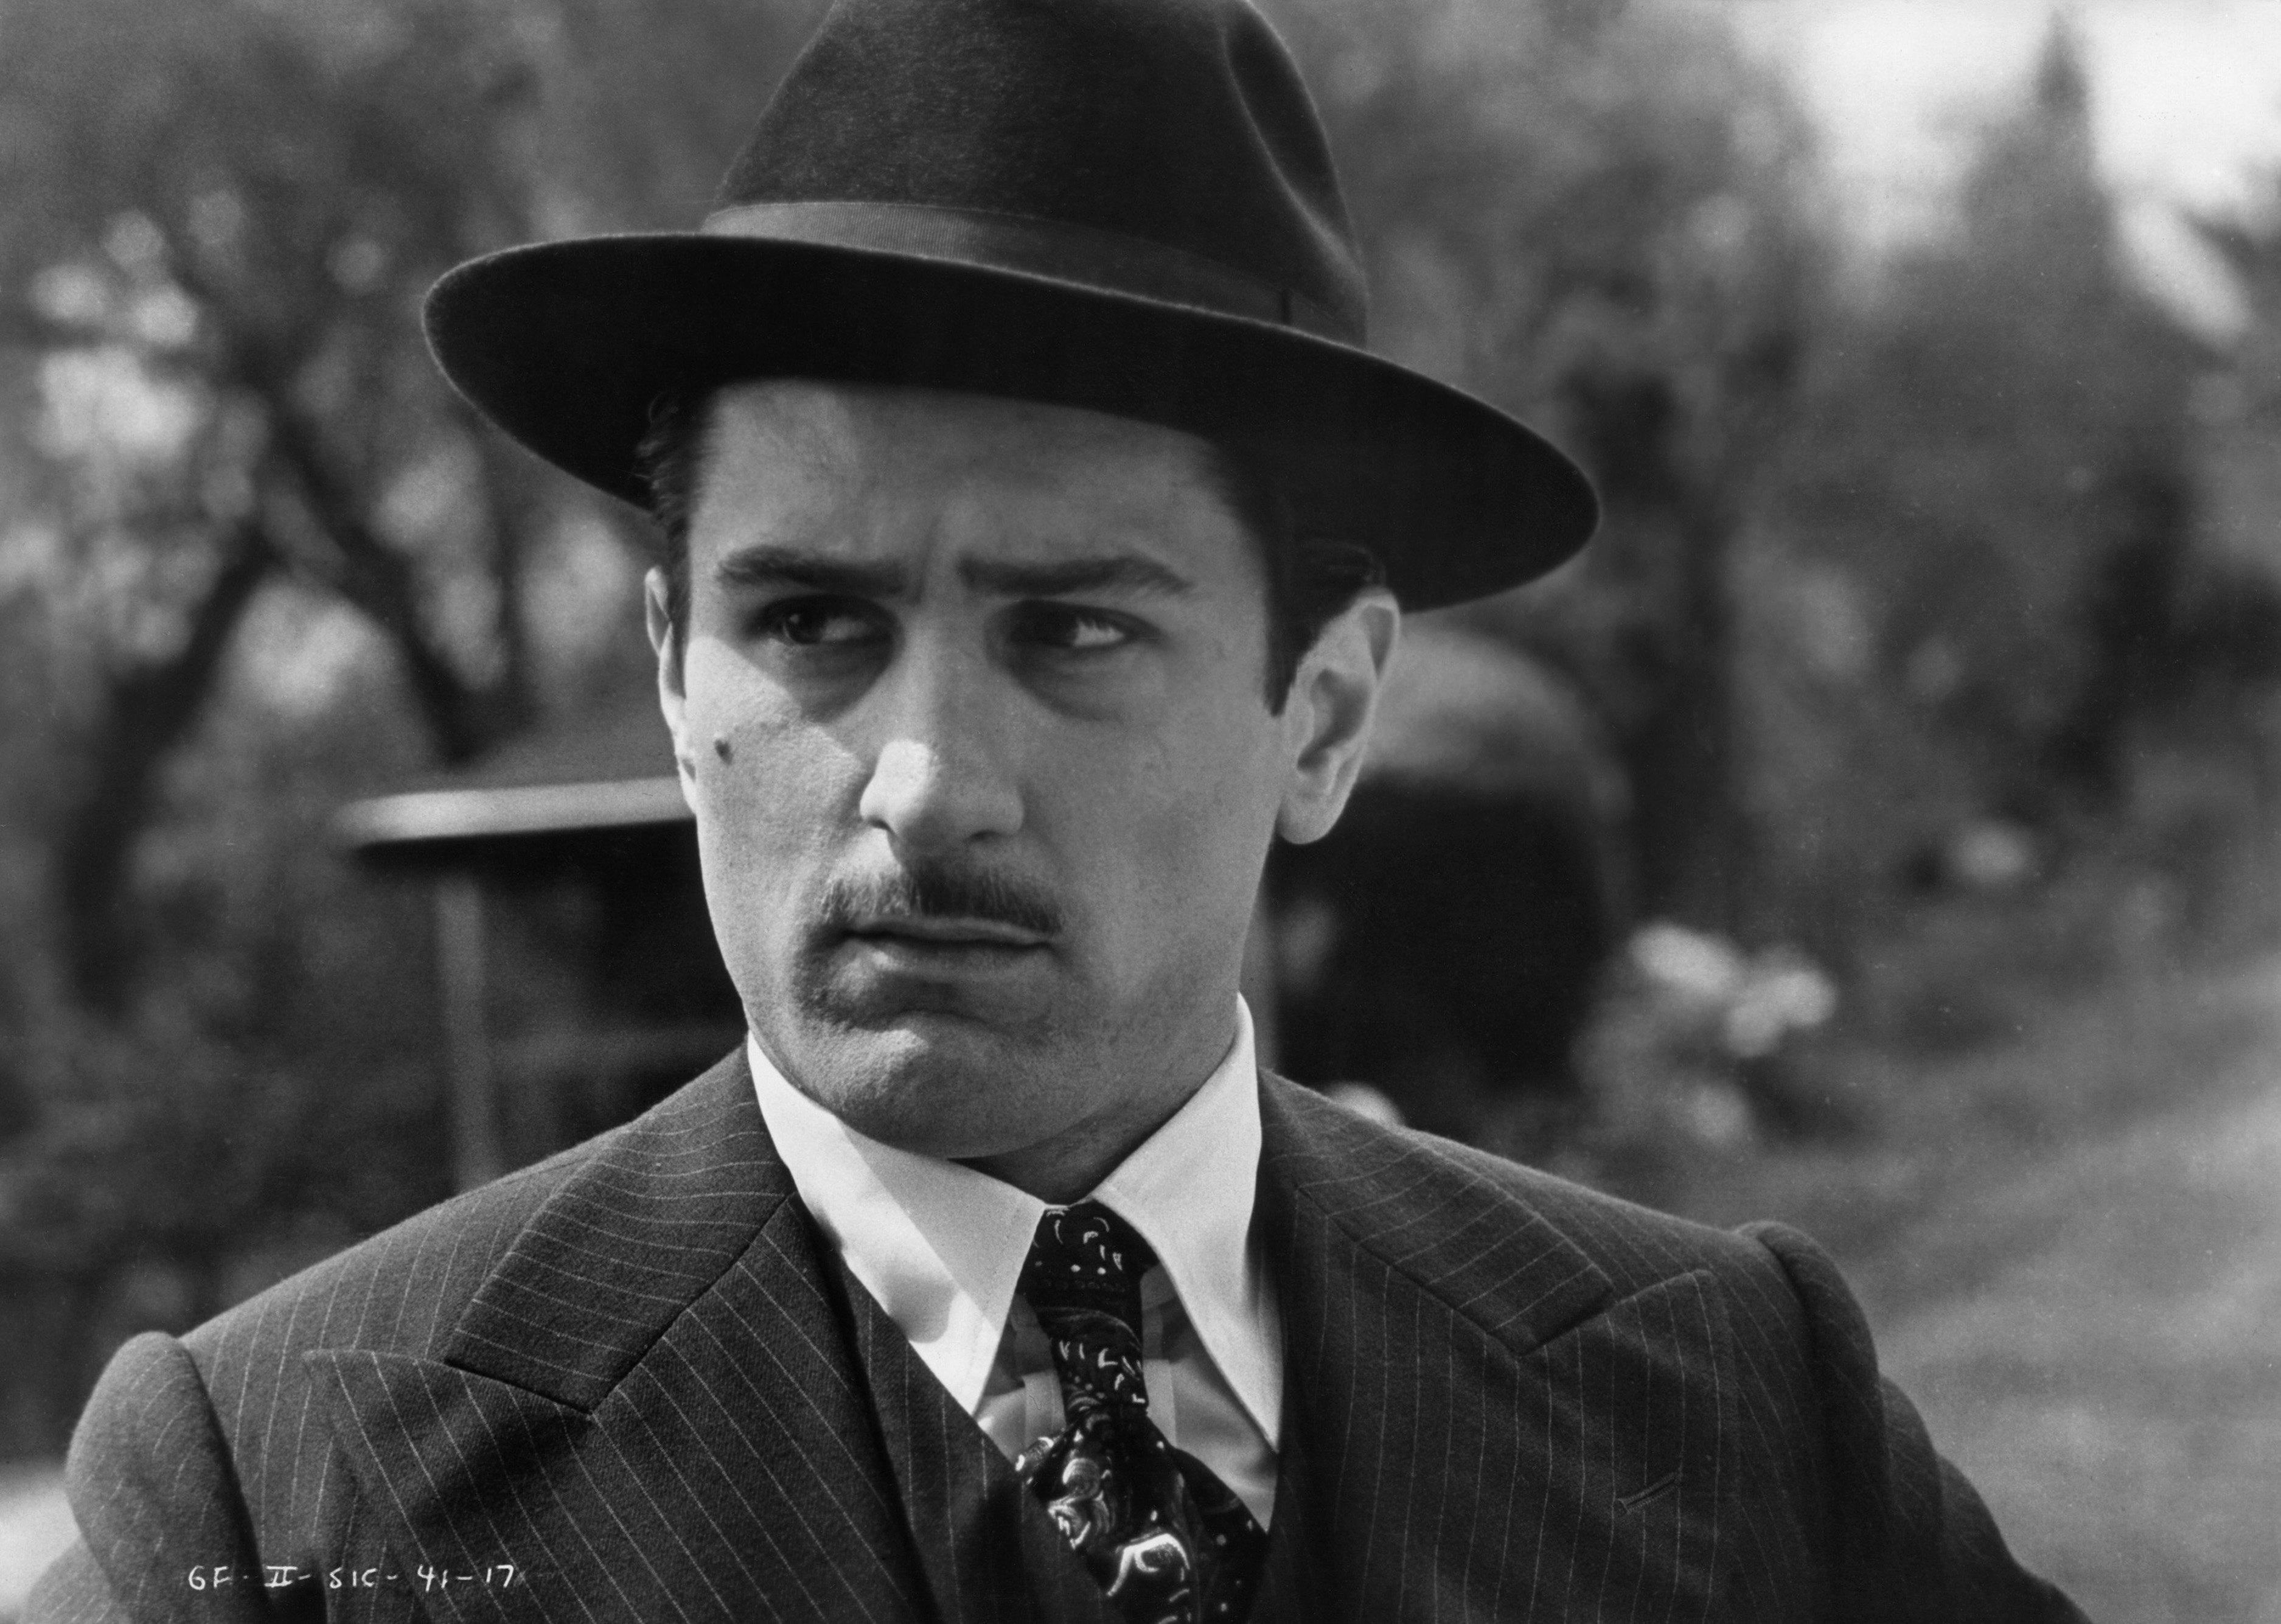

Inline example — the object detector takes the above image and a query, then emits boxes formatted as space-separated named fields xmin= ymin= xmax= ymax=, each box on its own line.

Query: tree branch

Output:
xmin=165 ymin=251 xmax=515 ymax=765
xmin=57 ymin=519 xmax=277 ymax=1009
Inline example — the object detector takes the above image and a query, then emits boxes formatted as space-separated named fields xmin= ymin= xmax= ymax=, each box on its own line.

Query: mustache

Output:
xmin=816 ymin=861 xmax=1066 ymax=939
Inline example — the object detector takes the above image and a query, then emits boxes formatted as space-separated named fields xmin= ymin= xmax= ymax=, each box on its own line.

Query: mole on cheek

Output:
xmin=714 ymin=735 xmax=734 ymax=762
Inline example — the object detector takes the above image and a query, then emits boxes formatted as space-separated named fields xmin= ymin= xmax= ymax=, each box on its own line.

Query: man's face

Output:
xmin=650 ymin=381 xmax=1388 ymax=1185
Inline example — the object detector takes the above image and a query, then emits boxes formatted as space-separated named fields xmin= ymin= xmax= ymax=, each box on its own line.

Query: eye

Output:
xmin=754 ymin=597 xmax=888 ymax=648
xmin=1011 ymin=602 xmax=1135 ymax=653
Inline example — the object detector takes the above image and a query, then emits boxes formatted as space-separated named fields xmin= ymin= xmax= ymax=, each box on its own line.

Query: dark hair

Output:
xmin=635 ymin=388 xmax=1382 ymax=712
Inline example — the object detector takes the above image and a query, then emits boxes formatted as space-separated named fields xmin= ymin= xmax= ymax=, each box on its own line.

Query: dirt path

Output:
xmin=1872 ymin=1059 xmax=2281 ymax=1622
xmin=0 ymin=1466 xmax=71 ymax=1624
xmin=1695 ymin=955 xmax=2281 ymax=1623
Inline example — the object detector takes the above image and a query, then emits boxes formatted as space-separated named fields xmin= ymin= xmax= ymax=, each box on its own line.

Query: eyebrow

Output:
xmin=714 ymin=546 xmax=908 ymax=597
xmin=714 ymin=545 xmax=1194 ymax=601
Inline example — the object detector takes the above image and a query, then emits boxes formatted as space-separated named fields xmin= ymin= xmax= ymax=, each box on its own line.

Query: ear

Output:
xmin=1276 ymin=588 xmax=1398 ymax=845
xmin=646 ymin=567 xmax=700 ymax=805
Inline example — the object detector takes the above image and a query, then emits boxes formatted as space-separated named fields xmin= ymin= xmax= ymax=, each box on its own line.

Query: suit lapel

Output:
xmin=830 ymin=1254 xmax=1121 ymax=1624
xmin=309 ymin=1052 xmax=931 ymax=1623
xmin=1257 ymin=1076 xmax=1736 ymax=1623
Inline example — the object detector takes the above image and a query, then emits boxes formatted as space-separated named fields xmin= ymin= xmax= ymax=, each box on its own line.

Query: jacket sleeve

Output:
xmin=27 ymin=1332 xmax=277 ymax=1624
xmin=1743 ymin=1222 xmax=2090 ymax=1624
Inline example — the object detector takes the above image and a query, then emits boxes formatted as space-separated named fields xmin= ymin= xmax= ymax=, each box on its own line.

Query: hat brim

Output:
xmin=425 ymin=234 xmax=1598 ymax=610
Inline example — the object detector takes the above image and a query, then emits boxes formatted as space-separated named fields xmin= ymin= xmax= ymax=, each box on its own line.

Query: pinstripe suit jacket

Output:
xmin=32 ymin=1051 xmax=2084 ymax=1623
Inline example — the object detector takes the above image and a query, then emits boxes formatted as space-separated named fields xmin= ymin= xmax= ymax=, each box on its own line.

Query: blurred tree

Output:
xmin=0 ymin=0 xmax=542 ymax=1005
xmin=0 ymin=0 xmax=818 ymax=1451
xmin=2187 ymin=203 xmax=2281 ymax=709
xmin=0 ymin=0 xmax=824 ymax=1009
xmin=1747 ymin=18 xmax=2227 ymax=952
xmin=1265 ymin=0 xmax=1827 ymax=931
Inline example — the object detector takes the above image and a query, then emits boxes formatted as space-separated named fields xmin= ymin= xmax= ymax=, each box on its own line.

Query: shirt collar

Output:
xmin=747 ymin=1000 xmax=1279 ymax=1443
xmin=1093 ymin=1002 xmax=1280 ymax=1443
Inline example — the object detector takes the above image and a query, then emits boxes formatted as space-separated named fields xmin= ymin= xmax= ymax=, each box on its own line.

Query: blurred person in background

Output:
xmin=31 ymin=0 xmax=2087 ymax=1619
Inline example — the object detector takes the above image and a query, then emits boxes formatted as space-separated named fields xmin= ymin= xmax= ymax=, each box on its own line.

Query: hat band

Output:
xmin=703 ymin=200 xmax=1352 ymax=343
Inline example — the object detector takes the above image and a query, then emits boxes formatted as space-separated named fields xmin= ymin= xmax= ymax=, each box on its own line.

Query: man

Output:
xmin=34 ymin=0 xmax=2088 ymax=1619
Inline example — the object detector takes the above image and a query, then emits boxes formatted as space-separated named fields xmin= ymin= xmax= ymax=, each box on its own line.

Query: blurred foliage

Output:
xmin=0 ymin=0 xmax=2277 ymax=1462
xmin=1553 ymin=23 xmax=2281 ymax=1215
xmin=1268 ymin=0 xmax=1825 ymax=925
xmin=1740 ymin=23 xmax=2281 ymax=959
xmin=0 ymin=0 xmax=818 ymax=1447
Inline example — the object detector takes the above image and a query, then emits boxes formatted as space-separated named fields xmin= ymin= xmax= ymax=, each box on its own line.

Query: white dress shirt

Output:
xmin=747 ymin=1000 xmax=1283 ymax=1525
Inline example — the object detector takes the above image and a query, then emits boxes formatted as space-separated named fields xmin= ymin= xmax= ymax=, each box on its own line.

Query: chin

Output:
xmin=768 ymin=1007 xmax=1076 ymax=1161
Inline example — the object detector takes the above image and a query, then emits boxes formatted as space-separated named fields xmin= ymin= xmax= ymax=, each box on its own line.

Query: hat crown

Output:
xmin=719 ymin=0 xmax=1367 ymax=341
xmin=422 ymin=0 xmax=1597 ymax=609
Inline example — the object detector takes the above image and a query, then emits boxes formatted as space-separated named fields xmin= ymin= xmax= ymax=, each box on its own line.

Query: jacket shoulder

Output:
xmin=1267 ymin=1086 xmax=2087 ymax=1622
xmin=183 ymin=1129 xmax=599 ymax=1374
xmin=1264 ymin=1073 xmax=1789 ymax=1303
xmin=1435 ymin=1127 xmax=1791 ymax=1292
xmin=36 ymin=1156 xmax=607 ymax=1624
xmin=182 ymin=1048 xmax=756 ymax=1374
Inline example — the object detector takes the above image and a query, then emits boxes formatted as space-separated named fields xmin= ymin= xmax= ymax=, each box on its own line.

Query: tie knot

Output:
xmin=1020 ymin=1201 xmax=1157 ymax=1328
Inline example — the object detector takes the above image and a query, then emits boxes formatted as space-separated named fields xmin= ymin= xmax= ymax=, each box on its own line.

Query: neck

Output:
xmin=959 ymin=1114 xmax=1174 ymax=1205
xmin=959 ymin=1002 xmax=1244 ymax=1204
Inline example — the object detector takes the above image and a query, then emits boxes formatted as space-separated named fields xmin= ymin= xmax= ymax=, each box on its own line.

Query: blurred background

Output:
xmin=2 ymin=0 xmax=2279 ymax=1617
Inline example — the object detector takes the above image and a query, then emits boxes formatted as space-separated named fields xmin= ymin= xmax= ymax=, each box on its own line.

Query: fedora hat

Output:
xmin=425 ymin=0 xmax=1597 ymax=608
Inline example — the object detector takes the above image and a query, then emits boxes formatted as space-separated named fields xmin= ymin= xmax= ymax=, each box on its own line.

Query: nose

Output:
xmin=855 ymin=636 xmax=1024 ymax=855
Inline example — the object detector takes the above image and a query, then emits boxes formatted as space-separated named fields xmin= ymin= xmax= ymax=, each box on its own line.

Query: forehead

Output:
xmin=687 ymin=380 xmax=1256 ymax=576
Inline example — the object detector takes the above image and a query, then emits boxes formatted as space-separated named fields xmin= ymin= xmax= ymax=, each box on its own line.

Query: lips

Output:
xmin=843 ymin=915 xmax=1051 ymax=950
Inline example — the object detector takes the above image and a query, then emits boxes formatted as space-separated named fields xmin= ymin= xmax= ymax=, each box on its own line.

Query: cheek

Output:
xmin=1050 ymin=688 xmax=1283 ymax=939
xmin=681 ymin=656 xmax=861 ymax=893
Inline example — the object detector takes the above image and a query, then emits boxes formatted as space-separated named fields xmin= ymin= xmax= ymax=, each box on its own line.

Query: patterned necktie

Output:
xmin=1014 ymin=1202 xmax=1267 ymax=1624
